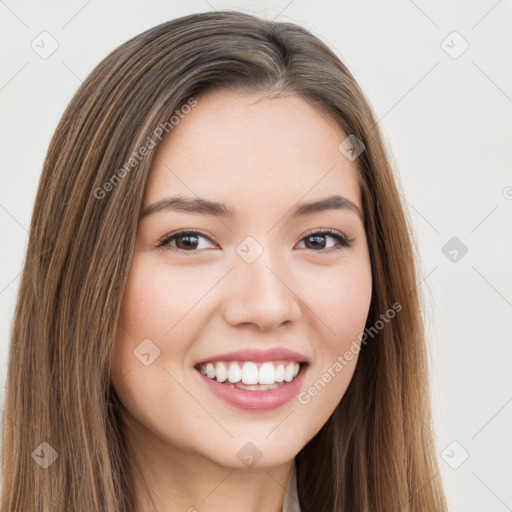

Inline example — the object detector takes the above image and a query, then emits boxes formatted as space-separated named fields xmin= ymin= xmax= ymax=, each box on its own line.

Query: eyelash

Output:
xmin=156 ymin=228 xmax=353 ymax=255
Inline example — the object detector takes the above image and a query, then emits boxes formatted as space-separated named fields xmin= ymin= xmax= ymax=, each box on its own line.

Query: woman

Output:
xmin=1 ymin=10 xmax=448 ymax=512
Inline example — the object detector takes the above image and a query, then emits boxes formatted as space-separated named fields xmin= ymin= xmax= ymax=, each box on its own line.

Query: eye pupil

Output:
xmin=176 ymin=234 xmax=199 ymax=250
xmin=305 ymin=234 xmax=326 ymax=249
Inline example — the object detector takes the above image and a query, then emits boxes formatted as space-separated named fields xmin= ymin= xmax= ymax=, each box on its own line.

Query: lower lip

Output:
xmin=196 ymin=364 xmax=308 ymax=411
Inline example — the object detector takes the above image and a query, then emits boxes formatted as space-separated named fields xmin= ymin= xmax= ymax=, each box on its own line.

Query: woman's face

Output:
xmin=111 ymin=89 xmax=372 ymax=470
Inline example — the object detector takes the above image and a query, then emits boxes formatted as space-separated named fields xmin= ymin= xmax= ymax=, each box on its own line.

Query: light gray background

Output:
xmin=1 ymin=1 xmax=511 ymax=510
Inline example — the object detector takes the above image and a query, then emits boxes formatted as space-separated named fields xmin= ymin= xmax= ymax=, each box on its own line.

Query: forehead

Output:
xmin=143 ymin=89 xmax=362 ymax=214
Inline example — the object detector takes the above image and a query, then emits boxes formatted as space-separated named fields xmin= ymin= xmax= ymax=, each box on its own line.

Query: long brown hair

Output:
xmin=1 ymin=10 xmax=448 ymax=511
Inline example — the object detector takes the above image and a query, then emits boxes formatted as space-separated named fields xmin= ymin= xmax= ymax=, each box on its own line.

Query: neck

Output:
xmin=122 ymin=411 xmax=294 ymax=512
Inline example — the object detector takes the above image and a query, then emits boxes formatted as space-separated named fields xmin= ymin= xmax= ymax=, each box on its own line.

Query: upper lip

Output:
xmin=195 ymin=347 xmax=309 ymax=365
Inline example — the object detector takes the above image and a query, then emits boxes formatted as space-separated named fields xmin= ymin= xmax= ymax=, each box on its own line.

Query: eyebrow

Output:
xmin=140 ymin=194 xmax=363 ymax=221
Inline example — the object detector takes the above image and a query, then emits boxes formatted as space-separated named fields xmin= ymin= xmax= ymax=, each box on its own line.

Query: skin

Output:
xmin=111 ymin=88 xmax=372 ymax=512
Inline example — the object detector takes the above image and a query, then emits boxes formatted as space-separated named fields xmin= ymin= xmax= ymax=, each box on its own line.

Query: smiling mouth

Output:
xmin=194 ymin=360 xmax=307 ymax=391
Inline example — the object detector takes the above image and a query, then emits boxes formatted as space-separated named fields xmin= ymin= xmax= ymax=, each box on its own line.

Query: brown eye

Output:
xmin=297 ymin=230 xmax=352 ymax=251
xmin=158 ymin=230 xmax=216 ymax=252
xmin=173 ymin=233 xmax=201 ymax=250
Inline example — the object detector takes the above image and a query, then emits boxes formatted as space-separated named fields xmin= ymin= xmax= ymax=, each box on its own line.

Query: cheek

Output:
xmin=111 ymin=256 xmax=208 ymax=434
xmin=112 ymin=254 xmax=223 ymax=386
xmin=294 ymin=257 xmax=372 ymax=415
xmin=112 ymin=257 xmax=187 ymax=382
xmin=301 ymin=258 xmax=372 ymax=347
xmin=117 ymin=267 xmax=164 ymax=339
xmin=116 ymin=257 xmax=203 ymax=345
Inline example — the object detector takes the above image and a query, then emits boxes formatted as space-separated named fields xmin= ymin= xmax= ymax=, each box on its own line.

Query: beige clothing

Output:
xmin=281 ymin=459 xmax=301 ymax=512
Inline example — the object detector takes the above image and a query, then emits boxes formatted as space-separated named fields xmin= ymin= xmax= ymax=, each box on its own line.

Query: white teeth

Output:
xmin=241 ymin=362 xmax=259 ymax=384
xmin=206 ymin=363 xmax=215 ymax=379
xmin=227 ymin=362 xmax=242 ymax=383
xmin=259 ymin=362 xmax=275 ymax=385
xmin=198 ymin=360 xmax=302 ymax=386
xmin=215 ymin=362 xmax=228 ymax=383
xmin=284 ymin=362 xmax=295 ymax=382
xmin=275 ymin=364 xmax=285 ymax=382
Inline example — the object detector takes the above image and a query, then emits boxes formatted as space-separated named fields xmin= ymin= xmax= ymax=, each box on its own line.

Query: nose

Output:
xmin=222 ymin=248 xmax=302 ymax=331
